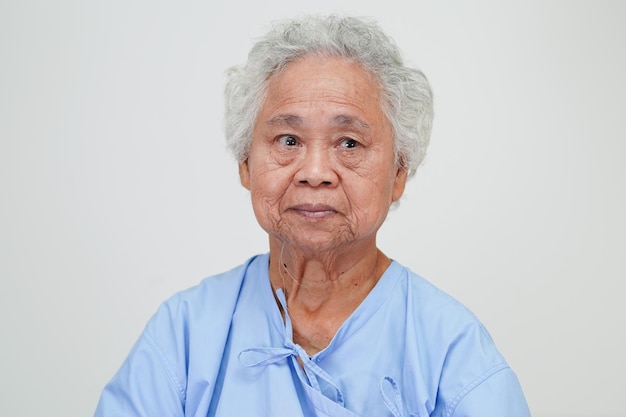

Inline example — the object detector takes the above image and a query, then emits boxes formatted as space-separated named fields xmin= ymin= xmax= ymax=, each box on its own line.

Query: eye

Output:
xmin=278 ymin=135 xmax=299 ymax=146
xmin=339 ymin=138 xmax=360 ymax=149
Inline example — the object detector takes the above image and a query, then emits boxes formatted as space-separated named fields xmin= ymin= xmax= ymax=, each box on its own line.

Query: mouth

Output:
xmin=289 ymin=204 xmax=338 ymax=219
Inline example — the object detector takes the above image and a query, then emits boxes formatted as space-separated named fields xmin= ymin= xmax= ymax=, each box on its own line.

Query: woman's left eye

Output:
xmin=340 ymin=138 xmax=359 ymax=149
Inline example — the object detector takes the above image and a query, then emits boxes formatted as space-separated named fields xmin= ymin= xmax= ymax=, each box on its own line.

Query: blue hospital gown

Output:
xmin=94 ymin=254 xmax=531 ymax=416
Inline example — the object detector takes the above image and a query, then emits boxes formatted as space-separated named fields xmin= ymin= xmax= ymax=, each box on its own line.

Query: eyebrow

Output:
xmin=267 ymin=115 xmax=304 ymax=126
xmin=331 ymin=115 xmax=370 ymax=130
xmin=266 ymin=114 xmax=370 ymax=130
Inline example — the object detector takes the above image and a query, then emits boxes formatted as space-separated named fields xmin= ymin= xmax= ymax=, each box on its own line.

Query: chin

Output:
xmin=284 ymin=230 xmax=374 ymax=256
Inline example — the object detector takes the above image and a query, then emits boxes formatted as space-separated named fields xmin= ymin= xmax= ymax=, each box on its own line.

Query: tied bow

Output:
xmin=238 ymin=289 xmax=345 ymax=406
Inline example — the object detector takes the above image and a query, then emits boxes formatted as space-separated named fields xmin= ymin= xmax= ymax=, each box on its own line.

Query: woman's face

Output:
xmin=239 ymin=55 xmax=407 ymax=253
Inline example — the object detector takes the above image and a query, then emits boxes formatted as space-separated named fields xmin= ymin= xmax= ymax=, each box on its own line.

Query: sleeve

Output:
xmin=93 ymin=329 xmax=185 ymax=417
xmin=430 ymin=310 xmax=531 ymax=417
xmin=447 ymin=366 xmax=531 ymax=417
xmin=93 ymin=260 xmax=250 ymax=417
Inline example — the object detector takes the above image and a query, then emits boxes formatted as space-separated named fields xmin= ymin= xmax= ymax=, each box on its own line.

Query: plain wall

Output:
xmin=1 ymin=1 xmax=625 ymax=416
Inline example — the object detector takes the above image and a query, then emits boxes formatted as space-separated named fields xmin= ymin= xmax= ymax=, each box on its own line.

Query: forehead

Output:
xmin=258 ymin=55 xmax=386 ymax=126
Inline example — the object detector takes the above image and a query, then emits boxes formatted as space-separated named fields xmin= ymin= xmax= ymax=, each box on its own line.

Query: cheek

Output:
xmin=250 ymin=168 xmax=288 ymax=195
xmin=345 ymin=178 xmax=389 ymax=217
xmin=248 ymin=168 xmax=291 ymax=216
xmin=346 ymin=167 xmax=397 ymax=217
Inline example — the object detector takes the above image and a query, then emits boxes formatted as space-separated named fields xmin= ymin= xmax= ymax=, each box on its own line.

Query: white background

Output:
xmin=1 ymin=1 xmax=625 ymax=416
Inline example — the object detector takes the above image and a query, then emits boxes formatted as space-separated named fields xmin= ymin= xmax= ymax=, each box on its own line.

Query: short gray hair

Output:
xmin=224 ymin=15 xmax=433 ymax=177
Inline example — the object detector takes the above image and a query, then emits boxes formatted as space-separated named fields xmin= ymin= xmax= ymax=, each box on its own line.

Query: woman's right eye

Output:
xmin=278 ymin=135 xmax=298 ymax=146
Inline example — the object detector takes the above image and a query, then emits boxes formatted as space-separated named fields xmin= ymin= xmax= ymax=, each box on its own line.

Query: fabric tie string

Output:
xmin=380 ymin=376 xmax=420 ymax=417
xmin=238 ymin=289 xmax=345 ymax=406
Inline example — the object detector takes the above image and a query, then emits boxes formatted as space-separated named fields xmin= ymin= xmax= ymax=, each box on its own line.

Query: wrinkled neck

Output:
xmin=268 ymin=236 xmax=389 ymax=307
xmin=267 ymin=236 xmax=390 ymax=354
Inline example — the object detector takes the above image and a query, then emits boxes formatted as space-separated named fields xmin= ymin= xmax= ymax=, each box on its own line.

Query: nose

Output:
xmin=294 ymin=146 xmax=338 ymax=187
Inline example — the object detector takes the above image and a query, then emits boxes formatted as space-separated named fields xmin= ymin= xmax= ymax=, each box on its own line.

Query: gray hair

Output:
xmin=224 ymin=15 xmax=433 ymax=177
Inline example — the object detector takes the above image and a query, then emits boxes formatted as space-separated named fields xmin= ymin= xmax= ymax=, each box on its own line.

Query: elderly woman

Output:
xmin=95 ymin=16 xmax=530 ymax=417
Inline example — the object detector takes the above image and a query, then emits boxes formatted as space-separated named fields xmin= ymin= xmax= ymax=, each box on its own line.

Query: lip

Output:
xmin=289 ymin=204 xmax=338 ymax=219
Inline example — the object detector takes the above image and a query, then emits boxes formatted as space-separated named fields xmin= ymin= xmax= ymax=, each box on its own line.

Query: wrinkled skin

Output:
xmin=238 ymin=55 xmax=408 ymax=354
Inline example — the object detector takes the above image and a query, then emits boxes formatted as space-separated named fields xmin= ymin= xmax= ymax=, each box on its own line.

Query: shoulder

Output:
xmin=390 ymin=262 xmax=529 ymax=416
xmin=144 ymin=254 xmax=265 ymax=341
xmin=137 ymin=257 xmax=266 ymax=394
xmin=94 ymin=256 xmax=266 ymax=416
xmin=386 ymin=262 xmax=504 ymax=367
xmin=392 ymin=263 xmax=491 ymax=340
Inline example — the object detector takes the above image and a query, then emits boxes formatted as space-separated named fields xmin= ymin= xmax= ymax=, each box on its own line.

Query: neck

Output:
xmin=267 ymin=236 xmax=390 ymax=354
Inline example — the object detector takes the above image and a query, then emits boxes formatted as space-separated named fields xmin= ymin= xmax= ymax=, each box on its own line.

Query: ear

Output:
xmin=238 ymin=159 xmax=251 ymax=190
xmin=391 ymin=168 xmax=408 ymax=203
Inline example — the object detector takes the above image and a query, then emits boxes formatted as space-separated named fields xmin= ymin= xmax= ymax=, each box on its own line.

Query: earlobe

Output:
xmin=238 ymin=159 xmax=251 ymax=190
xmin=391 ymin=168 xmax=408 ymax=202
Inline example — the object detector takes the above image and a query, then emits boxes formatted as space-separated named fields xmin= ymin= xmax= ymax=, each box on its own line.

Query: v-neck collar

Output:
xmin=255 ymin=253 xmax=404 ymax=361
